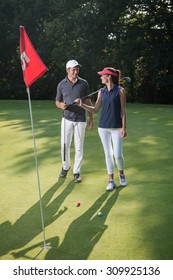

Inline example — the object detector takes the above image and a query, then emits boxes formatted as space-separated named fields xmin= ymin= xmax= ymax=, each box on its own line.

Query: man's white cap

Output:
xmin=66 ymin=59 xmax=81 ymax=68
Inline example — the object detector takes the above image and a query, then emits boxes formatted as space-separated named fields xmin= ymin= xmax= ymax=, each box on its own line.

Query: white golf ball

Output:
xmin=98 ymin=211 xmax=102 ymax=216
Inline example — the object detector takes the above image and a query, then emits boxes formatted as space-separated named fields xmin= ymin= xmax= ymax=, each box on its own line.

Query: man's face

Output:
xmin=66 ymin=66 xmax=79 ymax=80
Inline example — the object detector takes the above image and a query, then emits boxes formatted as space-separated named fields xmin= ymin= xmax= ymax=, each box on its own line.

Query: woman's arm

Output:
xmin=119 ymin=87 xmax=127 ymax=138
xmin=75 ymin=90 xmax=102 ymax=113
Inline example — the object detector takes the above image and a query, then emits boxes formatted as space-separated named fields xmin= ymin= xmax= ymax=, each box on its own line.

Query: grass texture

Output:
xmin=0 ymin=100 xmax=173 ymax=260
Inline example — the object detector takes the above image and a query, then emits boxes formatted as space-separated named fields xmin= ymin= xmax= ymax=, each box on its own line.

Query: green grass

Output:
xmin=0 ymin=100 xmax=173 ymax=260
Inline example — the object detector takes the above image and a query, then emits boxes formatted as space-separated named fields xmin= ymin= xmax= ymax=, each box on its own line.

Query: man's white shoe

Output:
xmin=106 ymin=180 xmax=116 ymax=191
xmin=119 ymin=174 xmax=127 ymax=187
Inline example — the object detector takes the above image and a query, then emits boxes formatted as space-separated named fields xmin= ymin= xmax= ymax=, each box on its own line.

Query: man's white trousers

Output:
xmin=61 ymin=118 xmax=86 ymax=174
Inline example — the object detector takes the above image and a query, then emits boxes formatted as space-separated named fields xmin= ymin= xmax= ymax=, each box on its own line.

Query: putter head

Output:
xmin=121 ymin=76 xmax=131 ymax=83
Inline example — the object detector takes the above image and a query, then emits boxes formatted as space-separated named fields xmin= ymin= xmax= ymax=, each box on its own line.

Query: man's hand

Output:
xmin=61 ymin=102 xmax=69 ymax=110
xmin=55 ymin=100 xmax=69 ymax=110
xmin=87 ymin=118 xmax=93 ymax=130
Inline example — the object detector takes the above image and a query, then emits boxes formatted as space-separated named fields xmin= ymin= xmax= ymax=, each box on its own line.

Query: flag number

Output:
xmin=21 ymin=51 xmax=30 ymax=70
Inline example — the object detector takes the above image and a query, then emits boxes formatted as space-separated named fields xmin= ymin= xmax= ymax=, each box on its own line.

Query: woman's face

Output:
xmin=100 ymin=74 xmax=109 ymax=84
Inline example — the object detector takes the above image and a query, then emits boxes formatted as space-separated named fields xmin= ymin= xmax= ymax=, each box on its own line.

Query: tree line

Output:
xmin=0 ymin=0 xmax=173 ymax=104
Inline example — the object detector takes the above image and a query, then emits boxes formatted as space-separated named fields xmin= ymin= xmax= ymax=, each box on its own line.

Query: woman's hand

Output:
xmin=121 ymin=128 xmax=127 ymax=138
xmin=74 ymin=98 xmax=82 ymax=106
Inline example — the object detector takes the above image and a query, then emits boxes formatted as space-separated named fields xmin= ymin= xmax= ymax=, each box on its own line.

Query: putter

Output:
xmin=72 ymin=90 xmax=99 ymax=104
xmin=73 ymin=76 xmax=131 ymax=103
xmin=63 ymin=117 xmax=66 ymax=161
xmin=121 ymin=76 xmax=131 ymax=83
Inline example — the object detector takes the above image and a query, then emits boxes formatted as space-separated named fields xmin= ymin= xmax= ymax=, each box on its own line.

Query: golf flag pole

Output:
xmin=20 ymin=26 xmax=51 ymax=250
xmin=27 ymin=87 xmax=50 ymax=250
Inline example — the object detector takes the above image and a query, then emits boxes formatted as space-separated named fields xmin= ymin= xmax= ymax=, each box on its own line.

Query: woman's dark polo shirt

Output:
xmin=98 ymin=85 xmax=122 ymax=128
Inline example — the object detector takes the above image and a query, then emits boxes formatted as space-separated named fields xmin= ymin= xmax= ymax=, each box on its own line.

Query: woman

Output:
xmin=75 ymin=67 xmax=127 ymax=191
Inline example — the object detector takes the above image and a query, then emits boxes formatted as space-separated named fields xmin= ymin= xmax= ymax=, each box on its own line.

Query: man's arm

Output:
xmin=55 ymin=100 xmax=67 ymax=110
xmin=55 ymin=82 xmax=68 ymax=110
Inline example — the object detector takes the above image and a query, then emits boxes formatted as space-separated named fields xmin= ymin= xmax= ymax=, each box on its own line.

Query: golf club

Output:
xmin=73 ymin=76 xmax=131 ymax=103
xmin=63 ymin=117 xmax=66 ymax=161
xmin=72 ymin=90 xmax=99 ymax=104
xmin=121 ymin=76 xmax=131 ymax=83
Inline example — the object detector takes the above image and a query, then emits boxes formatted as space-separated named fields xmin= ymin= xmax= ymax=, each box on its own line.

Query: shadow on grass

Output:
xmin=1 ymin=102 xmax=173 ymax=259
xmin=0 ymin=100 xmax=60 ymax=174
xmin=11 ymin=187 xmax=124 ymax=260
xmin=0 ymin=178 xmax=75 ymax=259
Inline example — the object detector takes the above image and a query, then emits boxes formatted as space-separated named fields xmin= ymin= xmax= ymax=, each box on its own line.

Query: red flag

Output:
xmin=20 ymin=26 xmax=48 ymax=87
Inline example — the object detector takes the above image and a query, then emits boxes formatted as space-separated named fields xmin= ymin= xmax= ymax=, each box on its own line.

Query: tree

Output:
xmin=0 ymin=0 xmax=172 ymax=103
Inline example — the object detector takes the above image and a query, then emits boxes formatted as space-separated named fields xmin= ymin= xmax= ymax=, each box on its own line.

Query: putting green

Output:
xmin=0 ymin=100 xmax=173 ymax=260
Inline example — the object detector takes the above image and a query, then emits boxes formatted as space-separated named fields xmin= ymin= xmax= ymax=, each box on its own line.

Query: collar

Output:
xmin=65 ymin=75 xmax=79 ymax=84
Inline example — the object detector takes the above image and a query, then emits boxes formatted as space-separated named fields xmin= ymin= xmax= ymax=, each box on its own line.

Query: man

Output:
xmin=55 ymin=59 xmax=93 ymax=183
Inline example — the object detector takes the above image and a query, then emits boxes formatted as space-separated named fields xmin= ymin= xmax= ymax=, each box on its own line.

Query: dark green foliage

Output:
xmin=0 ymin=0 xmax=172 ymax=103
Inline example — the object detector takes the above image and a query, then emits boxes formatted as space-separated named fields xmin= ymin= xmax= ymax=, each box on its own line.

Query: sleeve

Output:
xmin=84 ymin=80 xmax=90 ymax=97
xmin=55 ymin=82 xmax=63 ymax=101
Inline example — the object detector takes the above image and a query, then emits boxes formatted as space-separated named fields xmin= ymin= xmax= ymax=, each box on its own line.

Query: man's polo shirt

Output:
xmin=56 ymin=76 xmax=90 ymax=122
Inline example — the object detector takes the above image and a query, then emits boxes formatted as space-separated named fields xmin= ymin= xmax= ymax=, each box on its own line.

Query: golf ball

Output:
xmin=98 ymin=211 xmax=102 ymax=216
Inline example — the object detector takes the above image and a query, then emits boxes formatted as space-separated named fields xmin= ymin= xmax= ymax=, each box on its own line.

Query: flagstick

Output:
xmin=27 ymin=87 xmax=51 ymax=250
